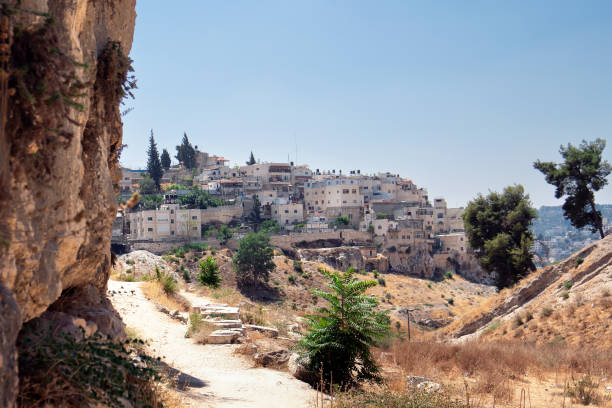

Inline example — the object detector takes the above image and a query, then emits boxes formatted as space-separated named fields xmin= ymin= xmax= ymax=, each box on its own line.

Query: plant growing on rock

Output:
xmin=297 ymin=269 xmax=390 ymax=387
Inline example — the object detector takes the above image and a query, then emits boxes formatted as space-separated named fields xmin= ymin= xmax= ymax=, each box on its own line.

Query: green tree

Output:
xmin=331 ymin=215 xmax=350 ymax=228
xmin=260 ymin=219 xmax=281 ymax=234
xmin=216 ymin=224 xmax=233 ymax=242
xmin=534 ymin=139 xmax=611 ymax=239
xmin=146 ymin=130 xmax=163 ymax=191
xmin=247 ymin=195 xmax=263 ymax=231
xmin=246 ymin=151 xmax=256 ymax=165
xmin=297 ymin=269 xmax=390 ymax=387
xmin=138 ymin=175 xmax=156 ymax=195
xmin=175 ymin=132 xmax=196 ymax=169
xmin=134 ymin=193 xmax=163 ymax=210
xmin=179 ymin=188 xmax=225 ymax=209
xmin=160 ymin=148 xmax=171 ymax=171
xmin=233 ymin=231 xmax=275 ymax=283
xmin=463 ymin=185 xmax=537 ymax=289
xmin=198 ymin=256 xmax=221 ymax=288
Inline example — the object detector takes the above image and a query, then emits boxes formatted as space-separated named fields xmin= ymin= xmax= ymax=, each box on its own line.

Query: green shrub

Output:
xmin=180 ymin=265 xmax=191 ymax=282
xmin=372 ymin=270 xmax=379 ymax=278
xmin=445 ymin=270 xmax=453 ymax=280
xmin=297 ymin=269 xmax=390 ymax=386
xmin=562 ymin=291 xmax=570 ymax=300
xmin=185 ymin=312 xmax=203 ymax=338
xmin=317 ymin=266 xmax=327 ymax=274
xmin=154 ymin=265 xmax=176 ymax=294
xmin=17 ymin=327 xmax=160 ymax=407
xmin=233 ymin=231 xmax=275 ymax=283
xmin=125 ymin=258 xmax=135 ymax=265
xmin=568 ymin=375 xmax=600 ymax=406
xmin=198 ymin=256 xmax=221 ymax=288
xmin=377 ymin=277 xmax=386 ymax=287
xmin=564 ymin=281 xmax=573 ymax=290
xmin=525 ymin=311 xmax=534 ymax=322
xmin=575 ymin=257 xmax=584 ymax=267
xmin=293 ymin=260 xmax=303 ymax=273
xmin=514 ymin=315 xmax=524 ymax=327
xmin=302 ymin=273 xmax=311 ymax=279
xmin=288 ymin=275 xmax=296 ymax=284
xmin=447 ymin=298 xmax=454 ymax=306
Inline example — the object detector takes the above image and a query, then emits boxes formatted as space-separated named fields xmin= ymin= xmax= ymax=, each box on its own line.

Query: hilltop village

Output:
xmin=115 ymin=148 xmax=483 ymax=281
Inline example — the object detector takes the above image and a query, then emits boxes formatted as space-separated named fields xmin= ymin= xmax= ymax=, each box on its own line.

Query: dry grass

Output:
xmin=142 ymin=281 xmax=190 ymax=312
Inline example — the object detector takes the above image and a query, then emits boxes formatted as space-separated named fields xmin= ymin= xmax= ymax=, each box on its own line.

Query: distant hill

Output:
xmin=531 ymin=204 xmax=612 ymax=263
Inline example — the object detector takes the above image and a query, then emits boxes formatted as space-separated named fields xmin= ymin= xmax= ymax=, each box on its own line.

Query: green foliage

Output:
xmin=180 ymin=265 xmax=191 ymax=283
xmin=534 ymin=139 xmax=611 ymax=239
xmin=216 ymin=225 xmax=234 ymax=242
xmin=575 ymin=257 xmax=584 ymax=267
xmin=138 ymin=175 xmax=157 ymax=195
xmin=260 ymin=219 xmax=281 ymax=234
xmin=186 ymin=312 xmax=203 ymax=338
xmin=377 ymin=277 xmax=386 ymax=286
xmin=568 ymin=375 xmax=601 ymax=406
xmin=514 ymin=315 xmax=524 ymax=327
xmin=463 ymin=185 xmax=537 ymax=289
xmin=525 ymin=311 xmax=534 ymax=322
xmin=154 ymin=265 xmax=176 ymax=294
xmin=233 ymin=232 xmax=275 ymax=283
xmin=146 ymin=130 xmax=163 ymax=191
xmin=179 ymin=188 xmax=225 ymax=209
xmin=288 ymin=275 xmax=296 ymax=284
xmin=376 ymin=213 xmax=388 ymax=219
xmin=373 ymin=270 xmax=379 ymax=279
xmin=331 ymin=215 xmax=351 ymax=228
xmin=367 ymin=223 xmax=374 ymax=233
xmin=134 ymin=193 xmax=163 ymax=211
xmin=332 ymin=389 xmax=468 ymax=408
xmin=447 ymin=298 xmax=454 ymax=306
xmin=444 ymin=270 xmax=453 ymax=280
xmin=246 ymin=151 xmax=256 ymax=165
xmin=564 ymin=281 xmax=573 ymax=290
xmin=17 ymin=327 xmax=159 ymax=407
xmin=175 ymin=132 xmax=196 ymax=169
xmin=297 ymin=269 xmax=390 ymax=386
xmin=125 ymin=259 xmax=135 ymax=265
xmin=293 ymin=260 xmax=303 ymax=273
xmin=562 ymin=291 xmax=570 ymax=300
xmin=198 ymin=256 xmax=221 ymax=288
xmin=247 ymin=196 xmax=263 ymax=230
xmin=160 ymin=148 xmax=171 ymax=171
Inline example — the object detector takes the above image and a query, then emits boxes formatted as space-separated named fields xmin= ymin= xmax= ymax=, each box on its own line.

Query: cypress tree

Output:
xmin=175 ymin=132 xmax=196 ymax=169
xmin=160 ymin=148 xmax=171 ymax=171
xmin=246 ymin=151 xmax=256 ymax=165
xmin=146 ymin=130 xmax=163 ymax=191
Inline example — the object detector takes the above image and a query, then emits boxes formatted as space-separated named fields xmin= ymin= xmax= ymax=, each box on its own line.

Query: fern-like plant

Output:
xmin=198 ymin=256 xmax=221 ymax=288
xmin=297 ymin=269 xmax=390 ymax=388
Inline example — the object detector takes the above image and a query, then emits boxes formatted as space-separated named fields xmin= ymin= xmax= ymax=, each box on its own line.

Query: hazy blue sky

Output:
xmin=121 ymin=0 xmax=612 ymax=208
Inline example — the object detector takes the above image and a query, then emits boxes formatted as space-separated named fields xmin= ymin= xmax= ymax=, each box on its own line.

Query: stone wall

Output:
xmin=0 ymin=1 xmax=136 ymax=405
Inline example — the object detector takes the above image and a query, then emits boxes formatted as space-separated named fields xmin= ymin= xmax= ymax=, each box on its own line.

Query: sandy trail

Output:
xmin=108 ymin=280 xmax=316 ymax=408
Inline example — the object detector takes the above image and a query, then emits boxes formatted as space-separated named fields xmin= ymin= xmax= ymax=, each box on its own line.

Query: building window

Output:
xmin=294 ymin=210 xmax=297 ymax=214
xmin=343 ymin=189 xmax=349 ymax=194
xmin=284 ymin=210 xmax=289 ymax=214
xmin=147 ymin=228 xmax=153 ymax=232
xmin=170 ymin=219 xmax=174 ymax=224
xmin=170 ymin=210 xmax=174 ymax=214
xmin=192 ymin=216 xmax=197 ymax=220
xmin=171 ymin=231 xmax=174 ymax=235
xmin=192 ymin=227 xmax=197 ymax=230
xmin=147 ymin=217 xmax=153 ymax=221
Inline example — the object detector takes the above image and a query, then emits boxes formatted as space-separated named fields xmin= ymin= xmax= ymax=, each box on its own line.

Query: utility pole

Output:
xmin=406 ymin=308 xmax=413 ymax=342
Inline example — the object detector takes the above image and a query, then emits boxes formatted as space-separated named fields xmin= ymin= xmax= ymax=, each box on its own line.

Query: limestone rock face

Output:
xmin=297 ymin=246 xmax=364 ymax=271
xmin=0 ymin=1 xmax=136 ymax=406
xmin=386 ymin=242 xmax=436 ymax=278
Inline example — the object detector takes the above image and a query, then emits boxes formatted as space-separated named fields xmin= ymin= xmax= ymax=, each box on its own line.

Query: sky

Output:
xmin=121 ymin=0 xmax=612 ymax=208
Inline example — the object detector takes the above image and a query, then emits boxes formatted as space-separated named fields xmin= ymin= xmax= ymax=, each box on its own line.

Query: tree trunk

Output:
xmin=589 ymin=198 xmax=605 ymax=239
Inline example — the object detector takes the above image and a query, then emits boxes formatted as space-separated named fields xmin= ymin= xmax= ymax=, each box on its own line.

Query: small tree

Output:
xmin=233 ymin=231 xmax=275 ymax=283
xmin=534 ymin=139 xmax=611 ymax=239
xmin=198 ymin=256 xmax=221 ymax=288
xmin=160 ymin=148 xmax=171 ymax=171
xmin=216 ymin=225 xmax=233 ymax=242
xmin=138 ymin=175 xmax=156 ymax=195
xmin=247 ymin=195 xmax=263 ymax=231
xmin=146 ymin=130 xmax=163 ymax=191
xmin=297 ymin=269 xmax=390 ymax=387
xmin=246 ymin=151 xmax=256 ymax=165
xmin=463 ymin=185 xmax=537 ymax=289
xmin=175 ymin=132 xmax=196 ymax=169
xmin=331 ymin=215 xmax=350 ymax=228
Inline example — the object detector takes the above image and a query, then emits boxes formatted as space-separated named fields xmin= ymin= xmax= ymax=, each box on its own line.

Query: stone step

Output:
xmin=207 ymin=329 xmax=241 ymax=344
xmin=244 ymin=324 xmax=279 ymax=338
xmin=205 ymin=319 xmax=243 ymax=329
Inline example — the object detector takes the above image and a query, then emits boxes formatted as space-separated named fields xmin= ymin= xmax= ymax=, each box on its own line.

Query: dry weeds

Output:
xmin=142 ymin=281 xmax=190 ymax=312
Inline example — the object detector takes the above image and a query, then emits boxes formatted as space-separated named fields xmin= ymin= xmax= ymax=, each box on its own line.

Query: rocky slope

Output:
xmin=0 ymin=1 xmax=136 ymax=406
xmin=448 ymin=235 xmax=612 ymax=347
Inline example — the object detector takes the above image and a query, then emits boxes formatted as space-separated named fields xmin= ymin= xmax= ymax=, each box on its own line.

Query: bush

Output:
xmin=317 ymin=266 xmax=327 ymax=274
xmin=331 ymin=215 xmax=351 ymax=228
xmin=293 ymin=260 xmax=303 ymax=273
xmin=233 ymin=232 xmax=275 ymax=283
xmin=568 ymin=375 xmax=600 ymax=405
xmin=447 ymin=298 xmax=454 ymax=305
xmin=562 ymin=291 xmax=570 ymax=300
xmin=514 ymin=315 xmax=524 ymax=327
xmin=373 ymin=270 xmax=379 ymax=279
xmin=17 ymin=327 xmax=160 ymax=407
xmin=125 ymin=258 xmax=135 ymax=265
xmin=445 ymin=270 xmax=453 ymax=280
xmin=525 ymin=311 xmax=534 ymax=322
xmin=180 ymin=265 xmax=191 ymax=282
xmin=198 ymin=256 xmax=221 ymax=288
xmin=377 ymin=277 xmax=386 ymax=287
xmin=297 ymin=269 xmax=390 ymax=387
xmin=288 ymin=275 xmax=296 ymax=284
xmin=333 ymin=389 xmax=468 ymax=408
xmin=154 ymin=265 xmax=176 ymax=294
xmin=575 ymin=257 xmax=584 ymax=267
xmin=564 ymin=281 xmax=573 ymax=290
xmin=541 ymin=306 xmax=553 ymax=317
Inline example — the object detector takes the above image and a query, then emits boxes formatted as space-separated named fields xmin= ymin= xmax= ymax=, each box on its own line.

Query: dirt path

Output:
xmin=108 ymin=280 xmax=317 ymax=408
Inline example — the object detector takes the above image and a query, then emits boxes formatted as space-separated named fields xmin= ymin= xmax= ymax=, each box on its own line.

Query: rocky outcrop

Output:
xmin=297 ymin=246 xmax=364 ymax=271
xmin=0 ymin=1 xmax=136 ymax=405
xmin=386 ymin=242 xmax=436 ymax=278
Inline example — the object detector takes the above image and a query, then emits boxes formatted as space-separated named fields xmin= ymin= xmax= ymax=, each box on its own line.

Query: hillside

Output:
xmin=447 ymin=234 xmax=612 ymax=347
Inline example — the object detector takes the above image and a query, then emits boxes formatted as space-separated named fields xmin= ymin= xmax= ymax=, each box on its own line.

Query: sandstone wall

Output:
xmin=0 ymin=1 xmax=136 ymax=406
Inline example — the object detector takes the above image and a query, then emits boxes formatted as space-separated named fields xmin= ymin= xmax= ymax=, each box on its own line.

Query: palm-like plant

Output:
xmin=297 ymin=269 xmax=390 ymax=388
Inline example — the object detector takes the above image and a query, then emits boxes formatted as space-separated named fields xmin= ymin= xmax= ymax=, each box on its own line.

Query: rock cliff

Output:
xmin=0 ymin=1 xmax=136 ymax=406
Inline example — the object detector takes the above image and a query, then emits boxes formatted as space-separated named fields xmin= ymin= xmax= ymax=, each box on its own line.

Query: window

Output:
xmin=171 ymin=231 xmax=174 ymax=235
xmin=192 ymin=227 xmax=197 ymax=230
xmin=170 ymin=219 xmax=174 ymax=224
xmin=170 ymin=210 xmax=174 ymax=214
xmin=343 ymin=189 xmax=349 ymax=194
xmin=147 ymin=228 xmax=153 ymax=232
xmin=284 ymin=210 xmax=289 ymax=214
xmin=352 ymin=189 xmax=356 ymax=194
xmin=192 ymin=216 xmax=197 ymax=220
xmin=294 ymin=210 xmax=298 ymax=214
xmin=147 ymin=217 xmax=153 ymax=221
